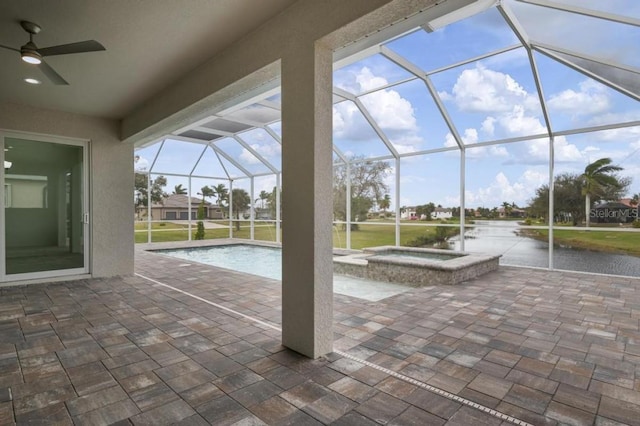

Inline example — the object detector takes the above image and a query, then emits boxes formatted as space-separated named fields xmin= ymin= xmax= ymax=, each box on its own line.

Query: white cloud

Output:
xmin=334 ymin=67 xmax=423 ymax=153
xmin=482 ymin=116 xmax=496 ymax=136
xmin=547 ymin=79 xmax=611 ymax=116
xmin=440 ymin=64 xmax=539 ymax=114
xmin=464 ymin=170 xmax=546 ymax=208
xmin=239 ymin=148 xmax=261 ymax=165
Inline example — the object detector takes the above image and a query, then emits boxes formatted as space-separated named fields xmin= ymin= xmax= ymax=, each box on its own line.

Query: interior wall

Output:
xmin=0 ymin=102 xmax=134 ymax=278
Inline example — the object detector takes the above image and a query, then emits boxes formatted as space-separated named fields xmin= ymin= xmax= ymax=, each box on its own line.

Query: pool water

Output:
xmin=159 ymin=244 xmax=282 ymax=280
xmin=156 ymin=244 xmax=412 ymax=302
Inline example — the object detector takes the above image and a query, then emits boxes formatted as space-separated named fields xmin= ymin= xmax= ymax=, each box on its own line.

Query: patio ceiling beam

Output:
xmin=498 ymin=2 xmax=554 ymax=140
xmin=533 ymin=46 xmax=640 ymax=103
xmin=333 ymin=45 xmax=382 ymax=71
xmin=380 ymin=45 xmax=465 ymax=150
xmin=214 ymin=114 xmax=279 ymax=130
xmin=256 ymin=99 xmax=281 ymax=110
xmin=515 ymin=0 xmax=640 ymax=28
xmin=333 ymin=87 xmax=400 ymax=158
xmin=173 ymin=116 xmax=219 ymax=136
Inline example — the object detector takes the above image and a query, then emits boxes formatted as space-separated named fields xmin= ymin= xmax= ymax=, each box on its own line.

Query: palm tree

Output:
xmin=582 ymin=158 xmax=624 ymax=227
xmin=379 ymin=194 xmax=391 ymax=215
xmin=198 ymin=185 xmax=215 ymax=203
xmin=172 ymin=184 xmax=187 ymax=195
xmin=212 ymin=183 xmax=229 ymax=207
xmin=501 ymin=201 xmax=512 ymax=218
xmin=231 ymin=188 xmax=251 ymax=231
xmin=258 ymin=190 xmax=270 ymax=209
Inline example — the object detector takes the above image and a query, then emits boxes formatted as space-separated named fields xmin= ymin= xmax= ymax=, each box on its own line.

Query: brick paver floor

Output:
xmin=0 ymin=244 xmax=638 ymax=425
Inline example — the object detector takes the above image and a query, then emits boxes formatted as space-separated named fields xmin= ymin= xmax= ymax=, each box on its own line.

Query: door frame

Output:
xmin=0 ymin=130 xmax=90 ymax=282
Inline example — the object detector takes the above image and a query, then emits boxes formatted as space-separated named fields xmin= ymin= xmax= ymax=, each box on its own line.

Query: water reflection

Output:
xmin=449 ymin=220 xmax=640 ymax=277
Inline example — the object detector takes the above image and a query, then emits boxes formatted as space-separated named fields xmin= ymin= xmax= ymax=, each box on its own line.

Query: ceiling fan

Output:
xmin=0 ymin=21 xmax=105 ymax=85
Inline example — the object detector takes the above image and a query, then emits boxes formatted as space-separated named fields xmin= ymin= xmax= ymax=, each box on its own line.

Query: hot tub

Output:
xmin=333 ymin=246 xmax=500 ymax=286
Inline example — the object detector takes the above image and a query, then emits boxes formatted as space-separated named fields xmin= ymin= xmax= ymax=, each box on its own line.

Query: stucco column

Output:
xmin=281 ymin=41 xmax=333 ymax=358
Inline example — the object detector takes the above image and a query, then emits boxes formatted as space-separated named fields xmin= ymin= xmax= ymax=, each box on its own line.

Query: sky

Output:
xmin=136 ymin=0 xmax=640 ymax=211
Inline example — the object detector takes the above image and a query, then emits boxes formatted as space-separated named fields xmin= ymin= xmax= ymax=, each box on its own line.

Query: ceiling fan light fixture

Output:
xmin=21 ymin=41 xmax=42 ymax=64
xmin=21 ymin=49 xmax=42 ymax=64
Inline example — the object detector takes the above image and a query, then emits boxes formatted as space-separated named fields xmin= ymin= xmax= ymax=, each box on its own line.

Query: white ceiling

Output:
xmin=0 ymin=0 xmax=299 ymax=119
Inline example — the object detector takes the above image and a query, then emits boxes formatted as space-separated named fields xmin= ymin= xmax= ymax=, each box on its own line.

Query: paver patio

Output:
xmin=0 ymin=244 xmax=639 ymax=425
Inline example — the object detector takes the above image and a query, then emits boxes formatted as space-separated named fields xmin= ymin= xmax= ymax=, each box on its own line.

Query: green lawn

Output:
xmin=524 ymin=228 xmax=640 ymax=256
xmin=135 ymin=221 xmax=639 ymax=257
xmin=134 ymin=221 xmax=189 ymax=230
xmin=135 ymin=222 xmax=454 ymax=248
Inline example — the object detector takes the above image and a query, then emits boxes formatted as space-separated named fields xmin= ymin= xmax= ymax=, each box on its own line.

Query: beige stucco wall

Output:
xmin=0 ymin=102 xmax=134 ymax=279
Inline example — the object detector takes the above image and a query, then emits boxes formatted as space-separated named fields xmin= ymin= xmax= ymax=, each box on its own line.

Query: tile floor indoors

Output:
xmin=0 ymin=245 xmax=639 ymax=425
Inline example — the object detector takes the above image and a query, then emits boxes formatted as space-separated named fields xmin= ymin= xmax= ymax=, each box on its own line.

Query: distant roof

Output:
xmin=152 ymin=194 xmax=213 ymax=208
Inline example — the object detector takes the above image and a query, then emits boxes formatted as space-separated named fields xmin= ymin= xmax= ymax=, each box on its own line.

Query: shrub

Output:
xmin=159 ymin=222 xmax=166 ymax=227
xmin=632 ymin=220 xmax=640 ymax=229
xmin=194 ymin=201 xmax=206 ymax=240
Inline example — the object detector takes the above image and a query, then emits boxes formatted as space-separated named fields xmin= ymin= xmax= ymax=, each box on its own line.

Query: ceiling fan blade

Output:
xmin=0 ymin=44 xmax=19 ymax=53
xmin=39 ymin=60 xmax=69 ymax=85
xmin=38 ymin=40 xmax=105 ymax=57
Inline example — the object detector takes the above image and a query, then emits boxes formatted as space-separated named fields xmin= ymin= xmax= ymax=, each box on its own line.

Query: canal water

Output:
xmin=449 ymin=220 xmax=640 ymax=277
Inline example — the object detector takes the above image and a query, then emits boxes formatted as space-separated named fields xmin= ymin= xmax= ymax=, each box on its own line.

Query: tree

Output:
xmin=333 ymin=158 xmax=391 ymax=229
xmin=582 ymin=158 xmax=626 ymax=227
xmin=231 ymin=188 xmax=251 ymax=231
xmin=266 ymin=186 xmax=280 ymax=220
xmin=502 ymin=201 xmax=513 ymax=218
xmin=134 ymin=173 xmax=167 ymax=208
xmin=173 ymin=184 xmax=187 ymax=195
xmin=212 ymin=183 xmax=229 ymax=207
xmin=529 ymin=173 xmax=582 ymax=225
xmin=198 ymin=185 xmax=215 ymax=203
xmin=416 ymin=202 xmax=436 ymax=221
xmin=379 ymin=194 xmax=391 ymax=215
xmin=258 ymin=190 xmax=270 ymax=209
xmin=194 ymin=201 xmax=206 ymax=240
xmin=631 ymin=193 xmax=639 ymax=207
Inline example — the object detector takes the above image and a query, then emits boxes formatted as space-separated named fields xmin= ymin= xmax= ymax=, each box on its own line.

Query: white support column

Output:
xmin=459 ymin=149 xmax=466 ymax=252
xmin=147 ymin=174 xmax=152 ymax=244
xmin=188 ymin=176 xmax=192 ymax=241
xmin=229 ymin=180 xmax=234 ymax=238
xmin=276 ymin=173 xmax=281 ymax=244
xmin=250 ymin=177 xmax=255 ymax=240
xmin=548 ymin=136 xmax=555 ymax=269
xmin=395 ymin=158 xmax=401 ymax=246
xmin=346 ymin=162 xmax=351 ymax=250
xmin=281 ymin=41 xmax=333 ymax=358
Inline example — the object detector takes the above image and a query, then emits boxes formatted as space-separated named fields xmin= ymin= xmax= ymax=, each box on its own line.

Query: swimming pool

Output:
xmin=159 ymin=244 xmax=282 ymax=280
xmin=156 ymin=244 xmax=412 ymax=301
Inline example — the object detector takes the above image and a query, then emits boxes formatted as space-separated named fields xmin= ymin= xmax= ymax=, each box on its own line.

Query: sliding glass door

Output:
xmin=1 ymin=132 xmax=89 ymax=281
